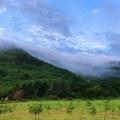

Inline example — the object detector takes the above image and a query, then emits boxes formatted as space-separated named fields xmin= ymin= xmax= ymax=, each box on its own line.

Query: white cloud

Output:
xmin=0 ymin=7 xmax=7 ymax=14
xmin=24 ymin=38 xmax=34 ymax=42
xmin=0 ymin=27 xmax=5 ymax=36
xmin=26 ymin=24 xmax=108 ymax=55
xmin=93 ymin=9 xmax=99 ymax=13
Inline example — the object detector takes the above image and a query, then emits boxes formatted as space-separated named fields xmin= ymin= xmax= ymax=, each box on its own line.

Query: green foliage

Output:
xmin=118 ymin=105 xmax=120 ymax=116
xmin=103 ymin=100 xmax=111 ymax=120
xmin=89 ymin=106 xmax=96 ymax=116
xmin=28 ymin=104 xmax=43 ymax=114
xmin=56 ymin=103 xmax=62 ymax=110
xmin=0 ymin=104 xmax=16 ymax=118
xmin=44 ymin=104 xmax=52 ymax=115
xmin=104 ymin=100 xmax=111 ymax=111
xmin=118 ymin=105 xmax=120 ymax=111
xmin=44 ymin=104 xmax=52 ymax=111
xmin=66 ymin=102 xmax=75 ymax=115
xmin=86 ymin=100 xmax=92 ymax=109
xmin=28 ymin=103 xmax=43 ymax=120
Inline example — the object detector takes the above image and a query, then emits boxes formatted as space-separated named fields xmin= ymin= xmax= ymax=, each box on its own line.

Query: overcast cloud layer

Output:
xmin=0 ymin=0 xmax=120 ymax=76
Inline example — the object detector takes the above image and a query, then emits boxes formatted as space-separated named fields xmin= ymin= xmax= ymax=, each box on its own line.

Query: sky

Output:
xmin=0 ymin=0 xmax=120 ymax=75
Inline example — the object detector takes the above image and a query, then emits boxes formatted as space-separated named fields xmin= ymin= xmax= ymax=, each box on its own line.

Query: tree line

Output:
xmin=2 ymin=76 xmax=120 ymax=100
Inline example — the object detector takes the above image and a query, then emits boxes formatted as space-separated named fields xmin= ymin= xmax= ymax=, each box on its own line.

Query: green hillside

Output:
xmin=1 ymin=49 xmax=120 ymax=100
xmin=0 ymin=49 xmax=84 ymax=98
xmin=0 ymin=49 xmax=82 ymax=82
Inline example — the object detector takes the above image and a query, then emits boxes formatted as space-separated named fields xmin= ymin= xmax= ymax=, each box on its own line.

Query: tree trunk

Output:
xmin=38 ymin=113 xmax=39 ymax=120
xmin=35 ymin=114 xmax=36 ymax=120
xmin=104 ymin=111 xmax=107 ymax=120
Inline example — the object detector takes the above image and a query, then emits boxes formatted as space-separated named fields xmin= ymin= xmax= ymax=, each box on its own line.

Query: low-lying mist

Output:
xmin=1 ymin=39 xmax=120 ymax=77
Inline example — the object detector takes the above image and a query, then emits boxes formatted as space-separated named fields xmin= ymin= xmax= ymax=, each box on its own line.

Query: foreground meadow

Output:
xmin=0 ymin=99 xmax=120 ymax=120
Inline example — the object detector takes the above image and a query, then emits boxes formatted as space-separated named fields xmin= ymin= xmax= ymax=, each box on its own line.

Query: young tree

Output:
xmin=0 ymin=105 xmax=3 ymax=116
xmin=80 ymin=109 xmax=84 ymax=120
xmin=0 ymin=104 xmax=16 ymax=118
xmin=7 ymin=104 xmax=16 ymax=116
xmin=66 ymin=102 xmax=75 ymax=115
xmin=56 ymin=103 xmax=62 ymax=110
xmin=44 ymin=104 xmax=52 ymax=115
xmin=86 ymin=100 xmax=92 ymax=110
xmin=118 ymin=105 xmax=120 ymax=116
xmin=89 ymin=106 xmax=96 ymax=119
xmin=28 ymin=103 xmax=43 ymax=120
xmin=111 ymin=107 xmax=115 ymax=119
xmin=1 ymin=105 xmax=8 ymax=119
xmin=104 ymin=100 xmax=111 ymax=120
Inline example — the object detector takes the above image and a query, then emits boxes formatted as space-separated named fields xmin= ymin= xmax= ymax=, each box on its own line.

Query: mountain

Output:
xmin=1 ymin=48 xmax=120 ymax=99
xmin=0 ymin=48 xmax=84 ymax=98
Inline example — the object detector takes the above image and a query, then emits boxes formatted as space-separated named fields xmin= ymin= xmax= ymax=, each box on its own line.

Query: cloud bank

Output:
xmin=1 ymin=39 xmax=120 ymax=76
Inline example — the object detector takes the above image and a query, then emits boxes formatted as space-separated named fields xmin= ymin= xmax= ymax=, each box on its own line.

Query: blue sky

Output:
xmin=0 ymin=0 xmax=120 ymax=75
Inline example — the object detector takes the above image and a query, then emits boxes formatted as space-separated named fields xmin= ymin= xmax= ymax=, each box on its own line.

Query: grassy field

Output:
xmin=0 ymin=99 xmax=120 ymax=120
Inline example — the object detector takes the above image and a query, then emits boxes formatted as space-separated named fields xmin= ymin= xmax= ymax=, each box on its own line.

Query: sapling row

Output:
xmin=0 ymin=104 xmax=16 ymax=119
xmin=2 ymin=100 xmax=120 ymax=120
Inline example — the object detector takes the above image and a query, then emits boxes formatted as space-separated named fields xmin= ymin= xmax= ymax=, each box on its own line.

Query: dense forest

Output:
xmin=0 ymin=49 xmax=120 ymax=100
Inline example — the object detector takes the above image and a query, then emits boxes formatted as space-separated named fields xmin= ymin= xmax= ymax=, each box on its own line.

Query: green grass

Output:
xmin=1 ymin=99 xmax=120 ymax=120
